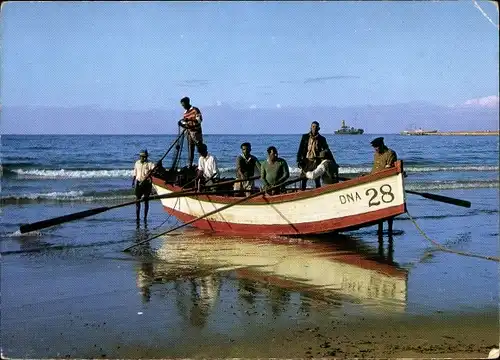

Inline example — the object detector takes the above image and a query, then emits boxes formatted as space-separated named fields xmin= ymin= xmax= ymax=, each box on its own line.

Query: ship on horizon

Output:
xmin=400 ymin=128 xmax=439 ymax=136
xmin=334 ymin=120 xmax=364 ymax=135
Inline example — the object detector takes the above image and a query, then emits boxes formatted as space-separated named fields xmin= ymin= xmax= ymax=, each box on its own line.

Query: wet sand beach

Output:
xmin=2 ymin=188 xmax=499 ymax=359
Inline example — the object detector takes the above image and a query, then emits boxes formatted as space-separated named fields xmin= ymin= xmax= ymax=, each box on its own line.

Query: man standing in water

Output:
xmin=297 ymin=121 xmax=331 ymax=190
xmin=179 ymin=97 xmax=203 ymax=168
xmin=132 ymin=149 xmax=155 ymax=223
xmin=261 ymin=146 xmax=290 ymax=195
xmin=370 ymin=137 xmax=397 ymax=235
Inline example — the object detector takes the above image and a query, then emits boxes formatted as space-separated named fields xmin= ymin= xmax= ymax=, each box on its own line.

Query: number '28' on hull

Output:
xmin=151 ymin=161 xmax=407 ymax=236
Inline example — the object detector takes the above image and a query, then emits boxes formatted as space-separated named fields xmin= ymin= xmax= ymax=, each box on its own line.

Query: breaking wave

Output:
xmin=2 ymin=164 xmax=498 ymax=179
xmin=4 ymin=168 xmax=133 ymax=179
xmin=1 ymin=189 xmax=135 ymax=204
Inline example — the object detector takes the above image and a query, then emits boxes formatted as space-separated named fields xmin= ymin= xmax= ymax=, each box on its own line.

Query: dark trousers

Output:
xmin=187 ymin=131 xmax=203 ymax=167
xmin=135 ymin=180 xmax=152 ymax=220
xmin=301 ymin=159 xmax=321 ymax=190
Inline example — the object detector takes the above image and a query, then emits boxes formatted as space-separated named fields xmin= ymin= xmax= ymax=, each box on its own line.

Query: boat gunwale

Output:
xmin=152 ymin=160 xmax=404 ymax=206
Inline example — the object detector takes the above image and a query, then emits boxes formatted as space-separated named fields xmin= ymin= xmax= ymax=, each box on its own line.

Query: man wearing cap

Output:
xmin=303 ymin=149 xmax=339 ymax=185
xmin=297 ymin=121 xmax=331 ymax=190
xmin=179 ymin=97 xmax=203 ymax=168
xmin=370 ymin=137 xmax=397 ymax=234
xmin=132 ymin=150 xmax=156 ymax=222
xmin=370 ymin=137 xmax=397 ymax=173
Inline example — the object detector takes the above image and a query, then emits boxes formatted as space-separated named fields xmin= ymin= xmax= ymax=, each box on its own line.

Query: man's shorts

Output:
xmin=188 ymin=130 xmax=203 ymax=145
xmin=135 ymin=180 xmax=152 ymax=199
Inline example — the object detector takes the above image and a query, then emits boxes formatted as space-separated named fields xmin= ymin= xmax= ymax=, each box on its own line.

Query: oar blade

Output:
xmin=19 ymin=207 xmax=110 ymax=234
xmin=406 ymin=190 xmax=471 ymax=208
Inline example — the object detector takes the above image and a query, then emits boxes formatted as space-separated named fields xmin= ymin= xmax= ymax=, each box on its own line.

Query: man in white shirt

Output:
xmin=304 ymin=149 xmax=339 ymax=186
xmin=196 ymin=143 xmax=219 ymax=190
xmin=132 ymin=149 xmax=156 ymax=222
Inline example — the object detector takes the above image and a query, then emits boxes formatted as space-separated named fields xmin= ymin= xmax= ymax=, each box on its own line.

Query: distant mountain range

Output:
xmin=1 ymin=102 xmax=498 ymax=134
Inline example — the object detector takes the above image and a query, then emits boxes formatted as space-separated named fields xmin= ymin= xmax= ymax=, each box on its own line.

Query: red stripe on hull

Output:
xmin=163 ymin=204 xmax=405 ymax=236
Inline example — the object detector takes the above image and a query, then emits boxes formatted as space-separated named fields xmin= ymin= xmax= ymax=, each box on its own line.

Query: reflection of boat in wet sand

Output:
xmin=136 ymin=234 xmax=408 ymax=311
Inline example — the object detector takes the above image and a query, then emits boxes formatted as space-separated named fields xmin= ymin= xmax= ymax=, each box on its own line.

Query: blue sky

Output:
xmin=2 ymin=1 xmax=498 ymax=111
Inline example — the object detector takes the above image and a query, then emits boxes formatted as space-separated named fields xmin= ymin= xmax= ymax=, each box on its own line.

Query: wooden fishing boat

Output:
xmin=151 ymin=160 xmax=406 ymax=236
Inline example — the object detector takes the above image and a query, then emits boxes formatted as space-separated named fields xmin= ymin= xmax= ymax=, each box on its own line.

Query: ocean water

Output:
xmin=1 ymin=134 xmax=498 ymax=203
xmin=1 ymin=134 xmax=499 ymax=358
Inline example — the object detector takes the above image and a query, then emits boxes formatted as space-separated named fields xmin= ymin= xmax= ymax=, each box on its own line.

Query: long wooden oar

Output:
xmin=337 ymin=176 xmax=471 ymax=208
xmin=19 ymin=189 xmax=202 ymax=234
xmin=405 ymin=190 xmax=471 ymax=208
xmin=19 ymin=130 xmax=189 ymax=234
xmin=123 ymin=177 xmax=302 ymax=252
xmin=204 ymin=175 xmax=260 ymax=189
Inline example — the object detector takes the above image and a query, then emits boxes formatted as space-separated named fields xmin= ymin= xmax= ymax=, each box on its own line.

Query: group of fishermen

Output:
xmin=132 ymin=97 xmax=398 ymax=221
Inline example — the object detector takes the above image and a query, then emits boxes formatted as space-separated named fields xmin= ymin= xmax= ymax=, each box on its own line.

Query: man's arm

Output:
xmin=254 ymin=157 xmax=262 ymax=174
xmin=320 ymin=135 xmax=330 ymax=152
xmin=296 ymin=135 xmax=306 ymax=166
xmin=306 ymin=162 xmax=326 ymax=180
xmin=386 ymin=151 xmax=397 ymax=168
xmin=132 ymin=163 xmax=137 ymax=187
xmin=260 ymin=163 xmax=269 ymax=188
xmin=211 ymin=157 xmax=220 ymax=179
xmin=277 ymin=160 xmax=290 ymax=184
xmin=236 ymin=156 xmax=244 ymax=179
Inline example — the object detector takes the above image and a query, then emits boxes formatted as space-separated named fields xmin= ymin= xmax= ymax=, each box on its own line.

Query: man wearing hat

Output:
xmin=370 ymin=137 xmax=397 ymax=234
xmin=132 ymin=149 xmax=156 ymax=222
xmin=370 ymin=137 xmax=397 ymax=173
xmin=303 ymin=149 xmax=339 ymax=185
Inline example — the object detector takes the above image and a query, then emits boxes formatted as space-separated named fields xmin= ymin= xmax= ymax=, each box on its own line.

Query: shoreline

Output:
xmin=401 ymin=130 xmax=499 ymax=136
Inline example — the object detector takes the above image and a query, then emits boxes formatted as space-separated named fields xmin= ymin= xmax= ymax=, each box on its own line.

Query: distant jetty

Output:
xmin=401 ymin=129 xmax=499 ymax=136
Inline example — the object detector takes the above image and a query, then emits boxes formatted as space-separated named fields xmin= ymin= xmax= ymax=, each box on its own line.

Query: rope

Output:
xmin=406 ymin=209 xmax=499 ymax=262
xmin=151 ymin=196 xmax=180 ymax=231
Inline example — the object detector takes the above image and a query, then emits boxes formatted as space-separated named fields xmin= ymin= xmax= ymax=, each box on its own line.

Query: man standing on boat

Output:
xmin=261 ymin=146 xmax=290 ymax=195
xmin=132 ymin=149 xmax=155 ymax=223
xmin=196 ymin=143 xmax=219 ymax=190
xmin=303 ymin=149 xmax=339 ymax=185
xmin=370 ymin=137 xmax=397 ymax=173
xmin=235 ymin=142 xmax=261 ymax=196
xmin=179 ymin=97 xmax=203 ymax=168
xmin=297 ymin=121 xmax=331 ymax=190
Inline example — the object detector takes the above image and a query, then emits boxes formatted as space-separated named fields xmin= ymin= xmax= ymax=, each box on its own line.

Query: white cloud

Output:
xmin=276 ymin=103 xmax=281 ymax=108
xmin=249 ymin=104 xmax=257 ymax=109
xmin=216 ymin=100 xmax=222 ymax=106
xmin=460 ymin=95 xmax=499 ymax=108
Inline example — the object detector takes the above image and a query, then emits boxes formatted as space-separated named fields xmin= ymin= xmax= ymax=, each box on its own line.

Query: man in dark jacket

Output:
xmin=297 ymin=121 xmax=331 ymax=190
